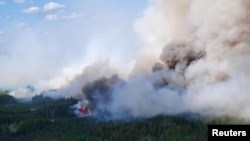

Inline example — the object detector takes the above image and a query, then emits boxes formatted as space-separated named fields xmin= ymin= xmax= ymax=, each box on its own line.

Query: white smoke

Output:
xmin=125 ymin=0 xmax=250 ymax=118
xmin=2 ymin=1 xmax=141 ymax=98
xmin=72 ymin=0 xmax=250 ymax=119
xmin=5 ymin=0 xmax=250 ymax=119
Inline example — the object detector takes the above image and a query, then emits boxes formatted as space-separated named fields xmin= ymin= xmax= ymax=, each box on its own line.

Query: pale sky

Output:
xmin=0 ymin=0 xmax=147 ymax=89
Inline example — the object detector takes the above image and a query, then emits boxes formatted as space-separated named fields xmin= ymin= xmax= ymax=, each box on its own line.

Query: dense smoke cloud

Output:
xmin=6 ymin=0 xmax=250 ymax=119
xmin=67 ymin=0 xmax=250 ymax=119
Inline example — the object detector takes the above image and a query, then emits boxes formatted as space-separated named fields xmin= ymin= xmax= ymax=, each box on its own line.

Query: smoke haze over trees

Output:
xmin=4 ymin=0 xmax=250 ymax=120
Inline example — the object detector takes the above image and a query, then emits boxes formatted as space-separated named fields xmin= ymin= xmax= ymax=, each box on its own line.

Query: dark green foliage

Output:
xmin=32 ymin=94 xmax=54 ymax=104
xmin=0 ymin=97 xmax=244 ymax=141
xmin=36 ymin=98 xmax=77 ymax=118
xmin=0 ymin=90 xmax=16 ymax=105
xmin=0 ymin=90 xmax=9 ymax=95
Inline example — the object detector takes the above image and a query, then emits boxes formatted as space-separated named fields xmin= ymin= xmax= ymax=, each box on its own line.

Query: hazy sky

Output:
xmin=0 ymin=0 xmax=147 ymax=90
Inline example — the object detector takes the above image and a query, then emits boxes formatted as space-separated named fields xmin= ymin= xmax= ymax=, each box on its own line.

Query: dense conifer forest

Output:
xmin=0 ymin=90 xmax=243 ymax=141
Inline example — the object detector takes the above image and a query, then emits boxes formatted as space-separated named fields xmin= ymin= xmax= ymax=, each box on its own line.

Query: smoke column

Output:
xmin=21 ymin=0 xmax=250 ymax=119
xmin=81 ymin=0 xmax=250 ymax=119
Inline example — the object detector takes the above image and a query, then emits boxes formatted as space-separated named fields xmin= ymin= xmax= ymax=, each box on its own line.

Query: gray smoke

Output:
xmin=82 ymin=75 xmax=122 ymax=111
xmin=55 ymin=0 xmax=250 ymax=119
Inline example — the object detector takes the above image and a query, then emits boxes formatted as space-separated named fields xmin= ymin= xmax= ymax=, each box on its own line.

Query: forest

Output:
xmin=0 ymin=90 xmax=243 ymax=141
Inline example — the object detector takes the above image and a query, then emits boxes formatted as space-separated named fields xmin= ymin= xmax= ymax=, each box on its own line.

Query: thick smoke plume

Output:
xmin=58 ymin=0 xmax=250 ymax=119
xmin=83 ymin=75 xmax=122 ymax=111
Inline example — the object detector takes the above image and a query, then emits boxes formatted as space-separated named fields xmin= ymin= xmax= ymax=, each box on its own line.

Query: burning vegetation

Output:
xmin=71 ymin=100 xmax=92 ymax=117
xmin=62 ymin=0 xmax=250 ymax=120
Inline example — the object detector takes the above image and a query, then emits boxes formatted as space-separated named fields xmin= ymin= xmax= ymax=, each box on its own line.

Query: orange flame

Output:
xmin=80 ymin=105 xmax=87 ymax=112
